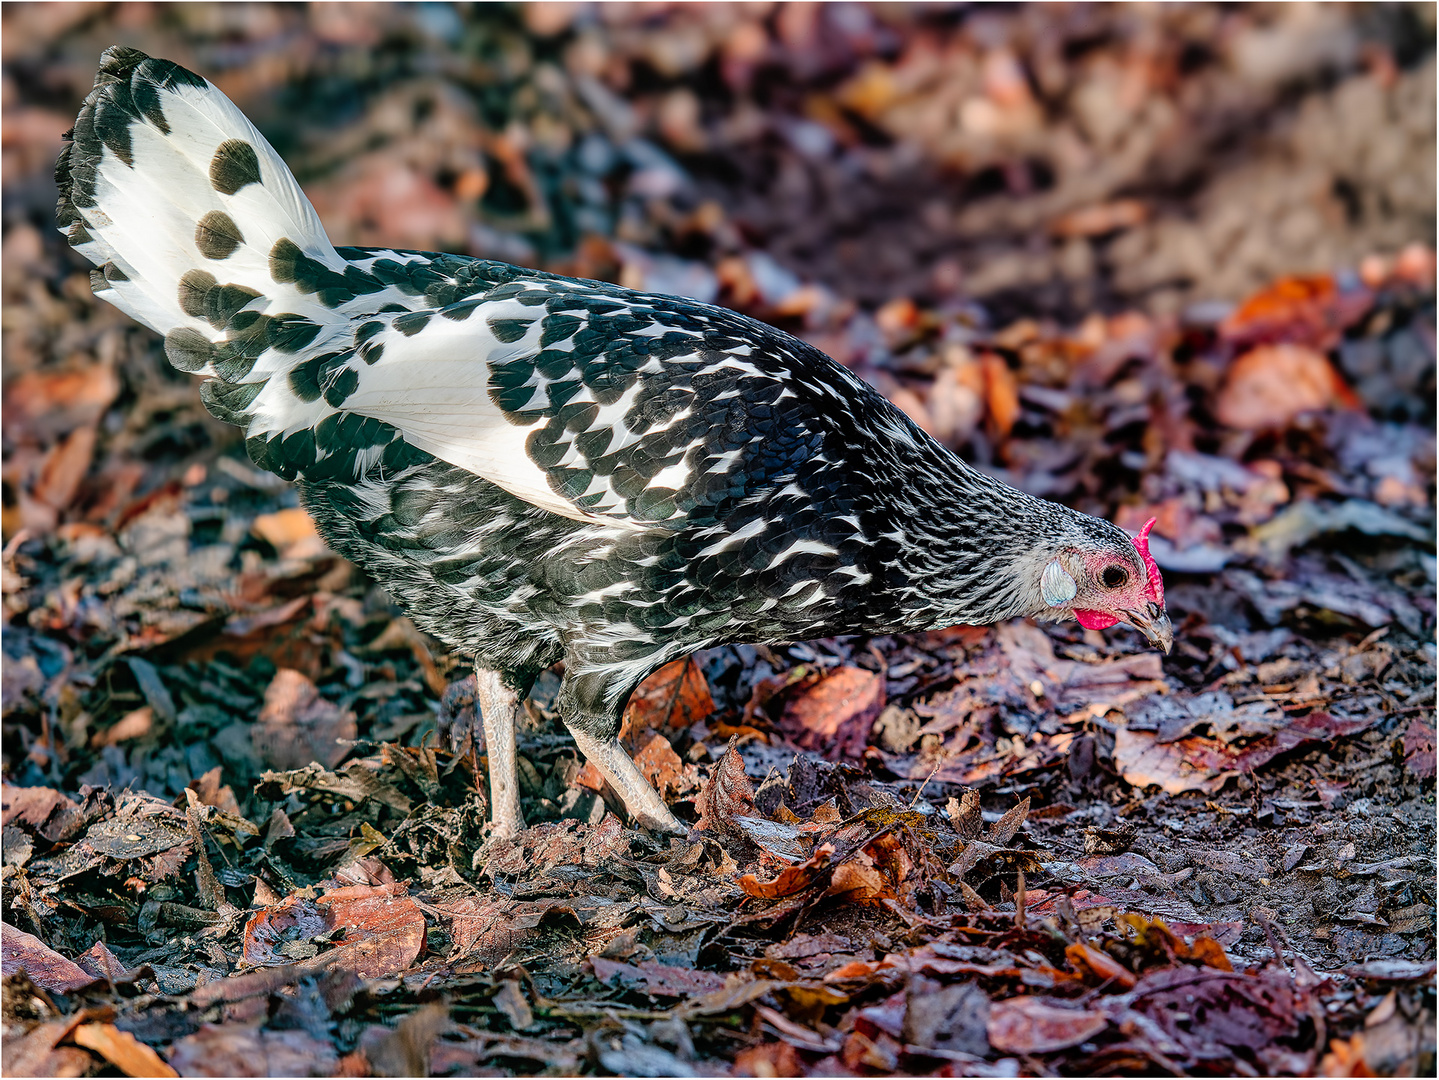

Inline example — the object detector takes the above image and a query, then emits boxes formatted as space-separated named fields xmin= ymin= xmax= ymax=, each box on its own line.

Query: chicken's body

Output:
xmin=58 ymin=48 xmax=1171 ymax=836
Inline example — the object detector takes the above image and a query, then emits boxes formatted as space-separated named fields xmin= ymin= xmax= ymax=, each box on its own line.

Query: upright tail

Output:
xmin=55 ymin=47 xmax=446 ymax=479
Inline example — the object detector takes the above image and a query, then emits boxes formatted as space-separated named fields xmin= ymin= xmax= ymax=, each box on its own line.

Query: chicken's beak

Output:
xmin=1125 ymin=605 xmax=1173 ymax=654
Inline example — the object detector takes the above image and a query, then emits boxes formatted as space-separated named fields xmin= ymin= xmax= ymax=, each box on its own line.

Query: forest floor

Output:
xmin=2 ymin=4 xmax=1435 ymax=1077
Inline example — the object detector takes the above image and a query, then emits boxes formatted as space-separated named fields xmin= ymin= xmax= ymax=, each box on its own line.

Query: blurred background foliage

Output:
xmin=4 ymin=1 xmax=1434 ymax=319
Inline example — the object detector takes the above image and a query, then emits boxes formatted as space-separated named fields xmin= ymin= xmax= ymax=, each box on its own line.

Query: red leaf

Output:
xmin=1 ymin=923 xmax=92 ymax=992
xmin=1403 ymin=716 xmax=1435 ymax=778
xmin=988 ymin=996 xmax=1108 ymax=1053
xmin=620 ymin=656 xmax=714 ymax=746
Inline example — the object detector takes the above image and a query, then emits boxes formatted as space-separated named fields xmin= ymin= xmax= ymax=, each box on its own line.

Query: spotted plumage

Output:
xmin=58 ymin=48 xmax=1172 ymax=836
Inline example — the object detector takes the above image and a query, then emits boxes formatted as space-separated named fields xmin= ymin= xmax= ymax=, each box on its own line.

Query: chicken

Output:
xmin=56 ymin=47 xmax=1171 ymax=837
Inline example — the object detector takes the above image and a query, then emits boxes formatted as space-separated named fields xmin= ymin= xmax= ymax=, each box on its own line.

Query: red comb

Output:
xmin=1134 ymin=517 xmax=1164 ymax=608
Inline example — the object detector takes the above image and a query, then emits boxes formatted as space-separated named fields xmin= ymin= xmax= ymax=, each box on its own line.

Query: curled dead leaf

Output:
xmin=739 ymin=843 xmax=834 ymax=899
xmin=694 ymin=736 xmax=755 ymax=835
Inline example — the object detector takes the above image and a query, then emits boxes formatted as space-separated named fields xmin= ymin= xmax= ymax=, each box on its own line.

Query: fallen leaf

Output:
xmin=1402 ymin=716 xmax=1435 ymax=778
xmin=33 ymin=424 xmax=97 ymax=513
xmin=632 ymin=733 xmax=686 ymax=800
xmin=251 ymin=507 xmax=328 ymax=560
xmin=1114 ymin=711 xmax=1377 ymax=794
xmin=3 ymin=365 xmax=120 ymax=437
xmin=2 ymin=1019 xmax=93 ymax=1078
xmin=366 ymin=1001 xmax=450 ymax=1077
xmin=826 ymin=849 xmax=893 ymax=904
xmin=694 ymin=736 xmax=755 ymax=835
xmin=1 ymin=784 xmax=85 ymax=842
xmin=1215 ymin=343 xmax=1355 ymax=430
xmin=72 ymin=1023 xmax=178 ymax=1078
xmin=252 ymin=669 xmax=357 ymax=771
xmin=620 ymin=656 xmax=714 ymax=745
xmin=74 ymin=940 xmax=132 ymax=983
xmin=1219 ymin=273 xmax=1369 ymax=350
xmin=243 ymin=884 xmax=424 ymax=979
xmin=982 ymin=352 xmax=1020 ymax=439
xmin=1 ymin=924 xmax=93 ymax=992
xmin=492 ymin=980 xmax=534 ymax=1030
xmin=987 ymin=996 xmax=1108 ymax=1053
xmin=167 ymin=1024 xmax=339 ymax=1078
xmin=739 ymin=843 xmax=834 ymax=899
xmin=780 ymin=666 xmax=884 ymax=760
xmin=1065 ymin=942 xmax=1137 ymax=989
xmin=590 ymin=957 xmax=727 ymax=996
xmin=1050 ymin=198 xmax=1148 ymax=238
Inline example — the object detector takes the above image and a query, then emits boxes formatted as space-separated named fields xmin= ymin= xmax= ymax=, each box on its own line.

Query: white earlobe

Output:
xmin=1041 ymin=560 xmax=1077 ymax=606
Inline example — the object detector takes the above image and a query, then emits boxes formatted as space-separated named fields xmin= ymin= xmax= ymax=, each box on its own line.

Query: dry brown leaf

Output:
xmin=251 ymin=507 xmax=327 ymax=559
xmin=243 ymin=883 xmax=425 ymax=979
xmin=71 ymin=1023 xmax=177 ymax=1078
xmin=987 ymin=996 xmax=1108 ymax=1053
xmin=1 ymin=784 xmax=84 ymax=842
xmin=620 ymin=656 xmax=714 ymax=746
xmin=590 ymin=956 xmax=727 ymax=996
xmin=632 ymin=733 xmax=686 ymax=800
xmin=982 ymin=352 xmax=1020 ymax=439
xmin=168 ymin=1024 xmax=339 ymax=1078
xmin=1215 ymin=343 xmax=1354 ymax=430
xmin=3 ymin=365 xmax=120 ymax=433
xmin=1065 ymin=942 xmax=1137 ymax=989
xmin=826 ymin=849 xmax=893 ymax=904
xmin=74 ymin=940 xmax=131 ymax=983
xmin=252 ymin=668 xmax=357 ymax=771
xmin=780 ymin=666 xmax=884 ymax=760
xmin=33 ymin=424 xmax=97 ymax=512
xmin=1114 ymin=711 xmax=1377 ymax=794
xmin=987 ymin=796 xmax=1030 ymax=845
xmin=1 ymin=923 xmax=93 ymax=992
xmin=694 ymin=736 xmax=755 ymax=835
xmin=2 ymin=1019 xmax=93 ymax=1078
xmin=739 ymin=843 xmax=834 ymax=899
xmin=1402 ymin=716 xmax=1435 ymax=778
xmin=1219 ymin=273 xmax=1370 ymax=350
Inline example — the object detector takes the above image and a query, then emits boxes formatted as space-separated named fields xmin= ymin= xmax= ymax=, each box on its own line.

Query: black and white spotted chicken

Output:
xmin=58 ymin=48 xmax=1173 ymax=836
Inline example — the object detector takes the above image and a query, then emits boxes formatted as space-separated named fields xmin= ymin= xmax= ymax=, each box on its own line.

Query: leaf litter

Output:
xmin=2 ymin=3 xmax=1435 ymax=1077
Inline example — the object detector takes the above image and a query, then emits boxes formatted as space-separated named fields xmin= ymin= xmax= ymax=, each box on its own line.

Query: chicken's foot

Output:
xmin=566 ymin=725 xmax=685 ymax=835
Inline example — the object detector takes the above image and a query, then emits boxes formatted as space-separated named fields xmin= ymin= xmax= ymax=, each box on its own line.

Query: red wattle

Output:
xmin=1074 ymin=609 xmax=1119 ymax=630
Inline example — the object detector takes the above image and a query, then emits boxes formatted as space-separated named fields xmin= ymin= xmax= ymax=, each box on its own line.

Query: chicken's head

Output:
xmin=1039 ymin=518 xmax=1171 ymax=652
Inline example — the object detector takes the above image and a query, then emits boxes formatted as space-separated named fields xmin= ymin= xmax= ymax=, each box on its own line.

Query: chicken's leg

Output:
xmin=566 ymin=725 xmax=686 ymax=835
xmin=474 ymin=665 xmax=524 ymax=839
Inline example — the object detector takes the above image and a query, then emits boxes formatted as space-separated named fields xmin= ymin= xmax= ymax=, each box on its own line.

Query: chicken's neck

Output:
xmin=865 ymin=440 xmax=1094 ymax=632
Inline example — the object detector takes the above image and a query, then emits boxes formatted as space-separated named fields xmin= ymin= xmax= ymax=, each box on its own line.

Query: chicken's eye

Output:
xmin=1102 ymin=566 xmax=1129 ymax=589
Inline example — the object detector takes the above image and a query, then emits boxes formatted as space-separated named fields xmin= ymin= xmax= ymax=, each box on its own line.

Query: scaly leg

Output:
xmin=475 ymin=664 xmax=524 ymax=839
xmin=566 ymin=724 xmax=686 ymax=835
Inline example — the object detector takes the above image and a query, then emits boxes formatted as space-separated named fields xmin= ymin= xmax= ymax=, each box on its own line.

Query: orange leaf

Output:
xmin=1220 ymin=273 xmax=1369 ymax=350
xmin=33 ymin=424 xmax=97 ymax=512
xmin=987 ymin=996 xmax=1108 ymax=1054
xmin=694 ymin=737 xmax=755 ymax=835
xmin=780 ymin=666 xmax=884 ymax=760
xmin=1064 ymin=941 xmax=1136 ymax=989
xmin=71 ymin=1023 xmax=178 ymax=1078
xmin=982 ymin=352 xmax=1020 ymax=439
xmin=1183 ymin=934 xmax=1234 ymax=973
xmin=1215 ymin=343 xmax=1355 ymax=430
xmin=739 ymin=843 xmax=833 ymax=899
xmin=621 ymin=657 xmax=714 ymax=747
